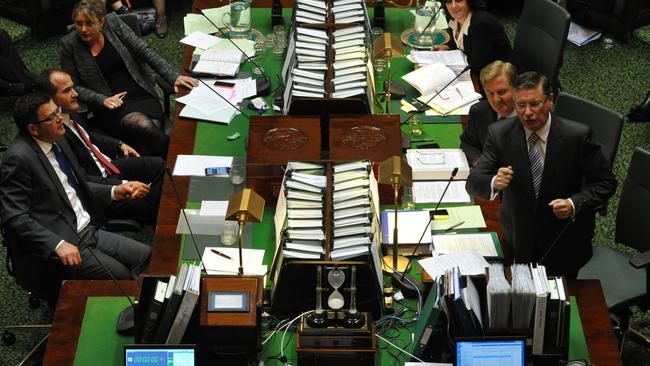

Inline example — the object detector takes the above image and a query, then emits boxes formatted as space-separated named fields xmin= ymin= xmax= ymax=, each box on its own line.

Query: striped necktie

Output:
xmin=528 ymin=132 xmax=543 ymax=198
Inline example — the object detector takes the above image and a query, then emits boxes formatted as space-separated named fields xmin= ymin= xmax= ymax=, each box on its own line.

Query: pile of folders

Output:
xmin=439 ymin=263 xmax=570 ymax=358
xmin=279 ymin=160 xmax=378 ymax=261
xmin=281 ymin=0 xmax=373 ymax=113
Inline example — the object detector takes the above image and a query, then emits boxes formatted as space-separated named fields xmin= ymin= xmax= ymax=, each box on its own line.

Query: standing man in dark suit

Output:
xmin=0 ymin=93 xmax=151 ymax=281
xmin=35 ymin=68 xmax=164 ymax=225
xmin=460 ymin=61 xmax=517 ymax=166
xmin=465 ymin=72 xmax=616 ymax=277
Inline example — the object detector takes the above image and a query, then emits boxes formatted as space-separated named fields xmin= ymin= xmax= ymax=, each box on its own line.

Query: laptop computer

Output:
xmin=124 ymin=344 xmax=196 ymax=366
xmin=456 ymin=337 xmax=525 ymax=366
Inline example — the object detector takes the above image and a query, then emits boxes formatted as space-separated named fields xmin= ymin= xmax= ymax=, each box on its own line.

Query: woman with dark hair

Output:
xmin=435 ymin=0 xmax=519 ymax=76
xmin=60 ymin=0 xmax=197 ymax=158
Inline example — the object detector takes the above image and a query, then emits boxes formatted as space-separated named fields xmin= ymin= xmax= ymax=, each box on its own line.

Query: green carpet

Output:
xmin=0 ymin=4 xmax=649 ymax=365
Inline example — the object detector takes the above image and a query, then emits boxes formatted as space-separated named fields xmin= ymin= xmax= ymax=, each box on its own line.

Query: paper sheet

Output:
xmin=199 ymin=200 xmax=228 ymax=216
xmin=382 ymin=210 xmax=432 ymax=245
xmin=413 ymin=181 xmax=471 ymax=204
xmin=180 ymin=31 xmax=220 ymax=50
xmin=429 ymin=205 xmax=486 ymax=231
xmin=407 ymin=50 xmax=468 ymax=67
xmin=201 ymin=247 xmax=267 ymax=276
xmin=175 ymin=209 xmax=221 ymax=235
xmin=172 ymin=155 xmax=233 ymax=176
xmin=431 ymin=233 xmax=498 ymax=257
xmin=418 ymin=251 xmax=489 ymax=280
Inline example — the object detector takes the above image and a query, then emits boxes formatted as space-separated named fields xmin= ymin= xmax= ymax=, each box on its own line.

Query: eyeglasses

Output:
xmin=514 ymin=97 xmax=547 ymax=111
xmin=36 ymin=106 xmax=62 ymax=124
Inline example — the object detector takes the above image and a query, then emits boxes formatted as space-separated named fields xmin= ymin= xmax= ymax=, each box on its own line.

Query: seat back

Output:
xmin=513 ymin=0 xmax=570 ymax=90
xmin=553 ymin=92 xmax=623 ymax=167
xmin=2 ymin=225 xmax=62 ymax=306
xmin=615 ymin=147 xmax=650 ymax=253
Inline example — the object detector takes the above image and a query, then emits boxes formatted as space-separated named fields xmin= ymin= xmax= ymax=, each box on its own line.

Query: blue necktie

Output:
xmin=528 ymin=132 xmax=543 ymax=198
xmin=52 ymin=143 xmax=93 ymax=218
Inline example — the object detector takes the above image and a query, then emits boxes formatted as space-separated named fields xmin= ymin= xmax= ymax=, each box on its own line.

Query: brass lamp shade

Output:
xmin=226 ymin=188 xmax=265 ymax=223
xmin=372 ymin=33 xmax=404 ymax=59
xmin=378 ymin=155 xmax=412 ymax=188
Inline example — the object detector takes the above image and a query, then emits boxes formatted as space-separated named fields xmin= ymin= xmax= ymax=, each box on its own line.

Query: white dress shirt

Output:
xmin=449 ymin=11 xmax=473 ymax=52
xmin=63 ymin=116 xmax=111 ymax=178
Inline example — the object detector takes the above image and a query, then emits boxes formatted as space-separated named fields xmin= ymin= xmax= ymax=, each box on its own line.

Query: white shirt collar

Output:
xmin=449 ymin=11 xmax=473 ymax=37
xmin=524 ymin=113 xmax=552 ymax=142
xmin=33 ymin=136 xmax=54 ymax=155
xmin=498 ymin=109 xmax=517 ymax=120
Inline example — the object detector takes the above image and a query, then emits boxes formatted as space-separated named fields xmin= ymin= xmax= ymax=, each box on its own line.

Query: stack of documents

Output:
xmin=191 ymin=38 xmax=255 ymax=77
xmin=331 ymin=160 xmax=374 ymax=260
xmin=511 ymin=264 xmax=536 ymax=329
xmin=332 ymin=0 xmax=366 ymax=23
xmin=412 ymin=180 xmax=471 ymax=204
xmin=486 ymin=263 xmax=512 ymax=329
xmin=567 ymin=22 xmax=602 ymax=46
xmin=175 ymin=76 xmax=256 ymax=124
xmin=440 ymin=267 xmax=484 ymax=337
xmin=405 ymin=148 xmax=470 ymax=181
xmin=281 ymin=162 xmax=327 ymax=259
xmin=332 ymin=25 xmax=367 ymax=98
xmin=531 ymin=264 xmax=550 ymax=354
xmin=295 ymin=0 xmax=328 ymax=24
xmin=417 ymin=80 xmax=481 ymax=115
xmin=431 ymin=232 xmax=499 ymax=257
xmin=407 ymin=49 xmax=468 ymax=70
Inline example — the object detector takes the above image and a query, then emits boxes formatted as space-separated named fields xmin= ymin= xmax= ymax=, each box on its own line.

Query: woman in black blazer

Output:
xmin=435 ymin=0 xmax=518 ymax=77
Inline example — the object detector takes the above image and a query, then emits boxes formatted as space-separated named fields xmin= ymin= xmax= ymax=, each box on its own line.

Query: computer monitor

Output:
xmin=456 ymin=338 xmax=525 ymax=366
xmin=123 ymin=344 xmax=196 ymax=366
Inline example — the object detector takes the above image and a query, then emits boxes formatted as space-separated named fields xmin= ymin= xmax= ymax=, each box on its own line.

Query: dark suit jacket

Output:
xmin=59 ymin=12 xmax=178 ymax=109
xmin=0 ymin=134 xmax=112 ymax=260
xmin=63 ymin=113 xmax=122 ymax=183
xmin=465 ymin=115 xmax=617 ymax=276
xmin=460 ymin=100 xmax=498 ymax=165
xmin=449 ymin=10 xmax=520 ymax=76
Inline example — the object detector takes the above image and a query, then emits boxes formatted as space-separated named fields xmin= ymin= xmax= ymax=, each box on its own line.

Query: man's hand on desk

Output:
xmin=114 ymin=181 xmax=150 ymax=200
xmin=174 ymin=75 xmax=199 ymax=93
xmin=492 ymin=166 xmax=514 ymax=191
xmin=56 ymin=242 xmax=81 ymax=266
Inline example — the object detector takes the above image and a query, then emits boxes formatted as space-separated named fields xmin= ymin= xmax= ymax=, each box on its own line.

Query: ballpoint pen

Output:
xmin=211 ymin=248 xmax=233 ymax=260
xmin=445 ymin=220 xmax=465 ymax=232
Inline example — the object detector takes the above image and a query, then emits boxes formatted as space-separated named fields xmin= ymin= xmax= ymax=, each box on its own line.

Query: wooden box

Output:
xmin=246 ymin=115 xmax=322 ymax=204
xmin=329 ymin=114 xmax=402 ymax=162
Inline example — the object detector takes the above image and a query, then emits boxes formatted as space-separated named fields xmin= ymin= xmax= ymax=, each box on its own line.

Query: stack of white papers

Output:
xmin=417 ymin=80 xmax=481 ymax=115
xmin=431 ymin=233 xmax=498 ymax=257
xmin=407 ymin=50 xmax=468 ymax=68
xmin=401 ymin=62 xmax=456 ymax=96
xmin=405 ymin=148 xmax=470 ymax=180
xmin=412 ymin=180 xmax=471 ymax=203
xmin=176 ymin=77 xmax=256 ymax=124
xmin=191 ymin=39 xmax=255 ymax=76
xmin=418 ymin=251 xmax=489 ymax=280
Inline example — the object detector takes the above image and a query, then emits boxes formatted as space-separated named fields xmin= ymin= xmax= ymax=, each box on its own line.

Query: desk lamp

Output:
xmin=225 ymin=188 xmax=265 ymax=275
xmin=378 ymin=155 xmax=412 ymax=274
xmin=373 ymin=33 xmax=404 ymax=114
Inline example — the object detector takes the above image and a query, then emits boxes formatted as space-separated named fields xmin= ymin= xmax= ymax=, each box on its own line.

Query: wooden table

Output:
xmin=42 ymin=279 xmax=621 ymax=365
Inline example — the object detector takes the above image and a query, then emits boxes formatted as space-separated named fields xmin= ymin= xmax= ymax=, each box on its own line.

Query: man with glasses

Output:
xmin=466 ymin=72 xmax=616 ymax=277
xmin=0 ymin=93 xmax=151 ymax=283
xmin=460 ymin=60 xmax=517 ymax=166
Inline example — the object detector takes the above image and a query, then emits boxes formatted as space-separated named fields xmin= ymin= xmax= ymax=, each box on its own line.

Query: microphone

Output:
xmin=57 ymin=212 xmax=136 ymax=335
xmin=197 ymin=11 xmax=270 ymax=82
xmin=392 ymin=167 xmax=458 ymax=298
xmin=431 ymin=167 xmax=459 ymax=219
xmin=402 ymin=65 xmax=471 ymax=125
xmin=163 ymin=167 xmax=208 ymax=275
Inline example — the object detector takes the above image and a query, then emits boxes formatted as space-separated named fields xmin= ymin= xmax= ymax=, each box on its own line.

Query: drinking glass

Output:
xmin=409 ymin=115 xmax=423 ymax=136
xmin=220 ymin=221 xmax=239 ymax=246
xmin=222 ymin=0 xmax=252 ymax=39
xmin=230 ymin=162 xmax=246 ymax=185
xmin=401 ymin=185 xmax=416 ymax=210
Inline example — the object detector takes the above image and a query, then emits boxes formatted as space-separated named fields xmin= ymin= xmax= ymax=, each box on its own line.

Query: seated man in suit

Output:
xmin=460 ymin=60 xmax=517 ymax=166
xmin=0 ymin=29 xmax=35 ymax=96
xmin=35 ymin=68 xmax=164 ymax=225
xmin=0 ymin=93 xmax=151 ymax=281
xmin=465 ymin=72 xmax=616 ymax=277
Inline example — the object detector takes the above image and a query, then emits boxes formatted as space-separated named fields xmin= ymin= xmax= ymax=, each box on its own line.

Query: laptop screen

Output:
xmin=456 ymin=339 xmax=525 ymax=366
xmin=124 ymin=345 xmax=195 ymax=366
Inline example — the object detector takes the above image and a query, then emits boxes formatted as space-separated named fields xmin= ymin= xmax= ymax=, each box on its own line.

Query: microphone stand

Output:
xmin=58 ymin=213 xmax=136 ymax=335
xmin=392 ymin=168 xmax=458 ymax=298
xmin=402 ymin=65 xmax=471 ymax=125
